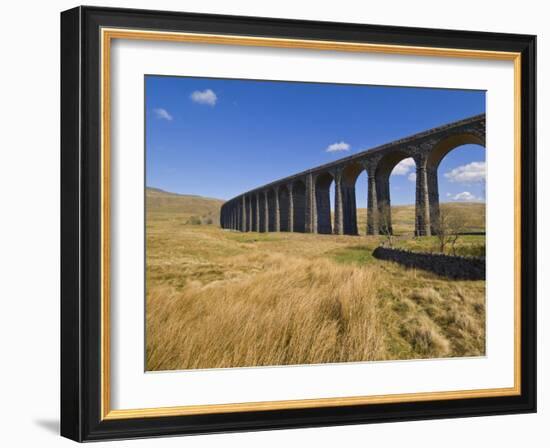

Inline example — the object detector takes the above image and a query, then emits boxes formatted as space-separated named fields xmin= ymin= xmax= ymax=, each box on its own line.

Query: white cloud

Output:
xmin=152 ymin=108 xmax=173 ymax=121
xmin=444 ymin=161 xmax=486 ymax=184
xmin=190 ymin=89 xmax=218 ymax=106
xmin=407 ymin=172 xmax=417 ymax=182
xmin=326 ymin=141 xmax=350 ymax=153
xmin=451 ymin=191 xmax=479 ymax=202
xmin=392 ymin=157 xmax=415 ymax=175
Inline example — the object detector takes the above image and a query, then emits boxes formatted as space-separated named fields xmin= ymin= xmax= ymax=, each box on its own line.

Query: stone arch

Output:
xmin=224 ymin=203 xmax=229 ymax=229
xmin=258 ymin=192 xmax=267 ymax=232
xmin=245 ymin=195 xmax=252 ymax=232
xmin=427 ymin=132 xmax=485 ymax=169
xmin=427 ymin=132 xmax=486 ymax=234
xmin=341 ymin=162 xmax=365 ymax=235
xmin=374 ymin=150 xmax=413 ymax=234
xmin=292 ymin=179 xmax=306 ymax=233
xmin=278 ymin=185 xmax=290 ymax=232
xmin=231 ymin=202 xmax=235 ymax=229
xmin=267 ymin=189 xmax=276 ymax=231
xmin=238 ymin=200 xmax=242 ymax=230
xmin=237 ymin=198 xmax=243 ymax=231
xmin=220 ymin=203 xmax=225 ymax=228
xmin=224 ymin=202 xmax=231 ymax=229
xmin=315 ymin=172 xmax=334 ymax=234
xmin=250 ymin=193 xmax=258 ymax=231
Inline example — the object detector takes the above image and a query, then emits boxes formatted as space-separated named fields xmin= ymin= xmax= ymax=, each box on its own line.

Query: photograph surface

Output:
xmin=145 ymin=76 xmax=486 ymax=371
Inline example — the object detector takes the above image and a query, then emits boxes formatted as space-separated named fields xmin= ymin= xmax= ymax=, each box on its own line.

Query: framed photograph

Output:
xmin=60 ymin=6 xmax=536 ymax=442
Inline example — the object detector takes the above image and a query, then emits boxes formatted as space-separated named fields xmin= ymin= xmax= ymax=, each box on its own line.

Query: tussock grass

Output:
xmin=147 ymin=256 xmax=384 ymax=370
xmin=399 ymin=315 xmax=450 ymax=357
xmin=410 ymin=287 xmax=442 ymax=304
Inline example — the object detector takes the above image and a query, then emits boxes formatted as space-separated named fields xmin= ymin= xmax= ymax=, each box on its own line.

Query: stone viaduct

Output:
xmin=220 ymin=114 xmax=485 ymax=236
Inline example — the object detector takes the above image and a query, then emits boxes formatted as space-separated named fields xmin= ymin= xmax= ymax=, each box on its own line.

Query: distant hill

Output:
xmin=146 ymin=187 xmax=224 ymax=225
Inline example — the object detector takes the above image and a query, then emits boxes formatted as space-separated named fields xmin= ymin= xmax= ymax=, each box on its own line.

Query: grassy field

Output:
xmin=145 ymin=188 xmax=486 ymax=371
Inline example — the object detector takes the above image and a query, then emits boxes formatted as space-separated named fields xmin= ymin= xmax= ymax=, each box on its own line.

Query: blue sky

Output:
xmin=145 ymin=76 xmax=485 ymax=205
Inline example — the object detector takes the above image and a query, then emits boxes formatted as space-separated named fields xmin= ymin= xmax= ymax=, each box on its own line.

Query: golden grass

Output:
xmin=147 ymin=255 xmax=384 ymax=370
xmin=145 ymin=191 xmax=486 ymax=371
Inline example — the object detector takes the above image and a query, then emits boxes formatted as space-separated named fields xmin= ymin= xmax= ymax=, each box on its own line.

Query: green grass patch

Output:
xmin=393 ymin=235 xmax=485 ymax=257
xmin=328 ymin=246 xmax=376 ymax=265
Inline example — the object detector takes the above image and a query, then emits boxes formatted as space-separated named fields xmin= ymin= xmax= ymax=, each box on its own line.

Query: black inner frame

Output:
xmin=60 ymin=6 xmax=536 ymax=442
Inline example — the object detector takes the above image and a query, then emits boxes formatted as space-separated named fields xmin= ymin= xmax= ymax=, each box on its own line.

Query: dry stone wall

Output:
xmin=372 ymin=247 xmax=485 ymax=280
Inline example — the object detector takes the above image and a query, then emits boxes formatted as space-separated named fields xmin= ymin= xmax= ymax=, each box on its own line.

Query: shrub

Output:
xmin=187 ymin=215 xmax=202 ymax=225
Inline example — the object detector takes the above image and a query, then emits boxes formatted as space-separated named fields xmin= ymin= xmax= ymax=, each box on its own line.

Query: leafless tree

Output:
xmin=432 ymin=207 xmax=467 ymax=254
